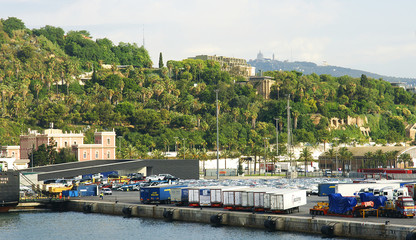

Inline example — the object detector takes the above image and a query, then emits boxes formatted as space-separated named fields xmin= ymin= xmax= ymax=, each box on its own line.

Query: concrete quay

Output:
xmin=67 ymin=198 xmax=416 ymax=240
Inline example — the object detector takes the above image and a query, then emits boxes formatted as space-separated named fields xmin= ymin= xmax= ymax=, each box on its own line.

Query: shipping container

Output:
xmin=187 ymin=187 xmax=212 ymax=207
xmin=78 ymin=185 xmax=98 ymax=196
xmin=170 ymin=187 xmax=189 ymax=205
xmin=140 ymin=184 xmax=186 ymax=204
xmin=269 ymin=189 xmax=307 ymax=213
xmin=222 ymin=187 xmax=252 ymax=209
xmin=241 ymin=188 xmax=277 ymax=210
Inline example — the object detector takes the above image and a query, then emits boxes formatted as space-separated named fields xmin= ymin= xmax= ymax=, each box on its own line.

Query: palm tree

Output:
xmin=364 ymin=151 xmax=373 ymax=168
xmin=299 ymin=147 xmax=312 ymax=176
xmin=338 ymin=147 xmax=350 ymax=176
xmin=292 ymin=110 xmax=300 ymax=130
xmin=324 ymin=147 xmax=337 ymax=171
xmin=374 ymin=150 xmax=385 ymax=168
xmin=398 ymin=153 xmax=412 ymax=168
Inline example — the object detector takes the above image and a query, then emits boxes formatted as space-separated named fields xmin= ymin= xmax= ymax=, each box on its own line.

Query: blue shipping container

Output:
xmin=78 ymin=185 xmax=98 ymax=196
xmin=319 ymin=183 xmax=337 ymax=196
xmin=62 ymin=190 xmax=79 ymax=197
xmin=140 ymin=185 xmax=187 ymax=203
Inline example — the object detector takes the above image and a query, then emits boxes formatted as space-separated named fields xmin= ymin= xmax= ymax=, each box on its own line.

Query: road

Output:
xmin=79 ymin=191 xmax=416 ymax=226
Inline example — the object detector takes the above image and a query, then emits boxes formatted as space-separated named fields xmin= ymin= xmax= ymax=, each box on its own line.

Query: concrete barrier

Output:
xmin=67 ymin=200 xmax=415 ymax=240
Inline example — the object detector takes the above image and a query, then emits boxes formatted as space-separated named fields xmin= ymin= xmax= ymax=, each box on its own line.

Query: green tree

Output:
xmin=299 ymin=147 xmax=312 ymax=176
xmin=2 ymin=17 xmax=26 ymax=37
xmin=158 ymin=52 xmax=164 ymax=68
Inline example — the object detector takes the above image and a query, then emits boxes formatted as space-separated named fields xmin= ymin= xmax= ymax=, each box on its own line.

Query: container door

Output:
xmin=270 ymin=195 xmax=277 ymax=210
xmin=254 ymin=192 xmax=260 ymax=207
xmin=215 ymin=190 xmax=221 ymax=203
xmin=264 ymin=193 xmax=270 ymax=209
xmin=235 ymin=192 xmax=241 ymax=206
xmin=211 ymin=189 xmax=216 ymax=203
xmin=277 ymin=195 xmax=284 ymax=210
xmin=242 ymin=192 xmax=248 ymax=207
xmin=259 ymin=193 xmax=264 ymax=207
xmin=248 ymin=192 xmax=254 ymax=207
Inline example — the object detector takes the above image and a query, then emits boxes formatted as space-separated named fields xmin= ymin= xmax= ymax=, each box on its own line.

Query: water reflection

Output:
xmin=0 ymin=212 xmax=350 ymax=240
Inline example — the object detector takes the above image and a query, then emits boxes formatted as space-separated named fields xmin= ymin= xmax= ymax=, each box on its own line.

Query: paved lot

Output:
xmin=79 ymin=191 xmax=416 ymax=227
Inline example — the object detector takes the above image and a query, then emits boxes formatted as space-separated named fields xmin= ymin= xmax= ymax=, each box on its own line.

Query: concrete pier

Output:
xmin=67 ymin=200 xmax=415 ymax=240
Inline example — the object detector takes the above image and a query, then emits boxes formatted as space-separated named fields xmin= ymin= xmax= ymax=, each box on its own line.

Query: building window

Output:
xmin=64 ymin=141 xmax=68 ymax=147
xmin=74 ymin=141 xmax=77 ymax=145
xmin=11 ymin=151 xmax=15 ymax=157
xmin=83 ymin=151 xmax=87 ymax=159
xmin=107 ymin=151 xmax=110 ymax=159
xmin=107 ymin=138 xmax=110 ymax=145
xmin=95 ymin=151 xmax=99 ymax=159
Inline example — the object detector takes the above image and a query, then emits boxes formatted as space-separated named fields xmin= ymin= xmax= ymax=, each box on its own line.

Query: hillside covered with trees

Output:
xmin=1 ymin=17 xmax=416 ymax=167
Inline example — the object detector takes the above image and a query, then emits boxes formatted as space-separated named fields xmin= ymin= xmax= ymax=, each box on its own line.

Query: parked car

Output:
xmin=158 ymin=174 xmax=179 ymax=181
xmin=146 ymin=175 xmax=163 ymax=181
xmin=101 ymin=188 xmax=112 ymax=195
xmin=129 ymin=173 xmax=145 ymax=181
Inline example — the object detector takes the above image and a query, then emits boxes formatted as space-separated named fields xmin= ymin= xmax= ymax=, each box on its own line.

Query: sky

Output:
xmin=1 ymin=0 xmax=416 ymax=79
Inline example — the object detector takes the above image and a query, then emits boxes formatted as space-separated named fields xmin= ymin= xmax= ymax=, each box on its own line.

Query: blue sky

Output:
xmin=1 ymin=0 xmax=416 ymax=78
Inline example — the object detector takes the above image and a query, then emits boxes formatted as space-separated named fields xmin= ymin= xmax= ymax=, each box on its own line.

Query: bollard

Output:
xmin=210 ymin=214 xmax=223 ymax=227
xmin=82 ymin=203 xmax=93 ymax=213
xmin=264 ymin=217 xmax=276 ymax=232
xmin=406 ymin=230 xmax=416 ymax=240
xmin=122 ymin=206 xmax=133 ymax=218
xmin=163 ymin=208 xmax=174 ymax=221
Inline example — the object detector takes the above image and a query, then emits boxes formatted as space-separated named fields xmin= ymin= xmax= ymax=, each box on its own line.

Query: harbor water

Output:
xmin=0 ymin=211 xmax=354 ymax=240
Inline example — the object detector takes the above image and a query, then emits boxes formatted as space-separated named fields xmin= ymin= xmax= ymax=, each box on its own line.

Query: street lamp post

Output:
xmin=117 ymin=136 xmax=122 ymax=159
xmin=182 ymin=138 xmax=186 ymax=160
xmin=215 ymin=89 xmax=219 ymax=180
xmin=174 ymin=137 xmax=178 ymax=155
xmin=274 ymin=118 xmax=279 ymax=157
xmin=264 ymin=137 xmax=269 ymax=176
xmin=31 ymin=144 xmax=34 ymax=172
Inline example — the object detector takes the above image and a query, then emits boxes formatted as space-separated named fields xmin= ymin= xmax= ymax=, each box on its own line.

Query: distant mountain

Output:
xmin=248 ymin=59 xmax=416 ymax=85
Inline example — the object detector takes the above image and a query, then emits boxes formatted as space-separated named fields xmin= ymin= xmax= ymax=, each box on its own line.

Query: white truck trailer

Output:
xmin=268 ymin=189 xmax=307 ymax=213
xmin=336 ymin=182 xmax=401 ymax=196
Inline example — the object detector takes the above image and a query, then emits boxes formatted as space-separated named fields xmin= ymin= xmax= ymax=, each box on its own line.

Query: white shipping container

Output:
xmin=222 ymin=187 xmax=251 ymax=207
xmin=336 ymin=182 xmax=401 ymax=196
xmin=188 ymin=188 xmax=200 ymax=204
xmin=269 ymin=189 xmax=307 ymax=211
xmin=210 ymin=188 xmax=222 ymax=204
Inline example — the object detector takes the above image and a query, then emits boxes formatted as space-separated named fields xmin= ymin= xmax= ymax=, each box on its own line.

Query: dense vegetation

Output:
xmin=1 ymin=17 xmax=416 ymax=168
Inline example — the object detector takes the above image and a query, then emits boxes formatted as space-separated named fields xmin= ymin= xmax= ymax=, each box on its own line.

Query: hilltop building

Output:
xmin=188 ymin=55 xmax=255 ymax=77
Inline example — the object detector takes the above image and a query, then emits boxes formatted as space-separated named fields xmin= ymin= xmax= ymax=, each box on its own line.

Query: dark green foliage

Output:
xmin=0 ymin=17 xmax=415 ymax=158
xmin=2 ymin=17 xmax=26 ymax=37
xmin=32 ymin=25 xmax=65 ymax=46
xmin=159 ymin=52 xmax=164 ymax=68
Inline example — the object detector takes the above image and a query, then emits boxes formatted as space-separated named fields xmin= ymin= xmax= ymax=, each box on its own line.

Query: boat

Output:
xmin=0 ymin=170 xmax=20 ymax=212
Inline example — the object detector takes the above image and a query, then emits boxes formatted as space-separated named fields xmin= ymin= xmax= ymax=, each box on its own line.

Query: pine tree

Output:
xmin=158 ymin=52 xmax=164 ymax=68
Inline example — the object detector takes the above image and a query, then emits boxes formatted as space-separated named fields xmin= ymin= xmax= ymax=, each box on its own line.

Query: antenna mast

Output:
xmin=287 ymin=95 xmax=291 ymax=168
xmin=142 ymin=25 xmax=145 ymax=47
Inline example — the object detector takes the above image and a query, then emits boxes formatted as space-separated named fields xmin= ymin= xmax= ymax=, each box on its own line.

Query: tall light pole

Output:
xmin=215 ymin=89 xmax=219 ymax=180
xmin=263 ymin=137 xmax=269 ymax=176
xmin=117 ymin=136 xmax=122 ymax=159
xmin=31 ymin=144 xmax=34 ymax=172
xmin=174 ymin=137 xmax=178 ymax=155
xmin=182 ymin=138 xmax=186 ymax=160
xmin=274 ymin=118 xmax=279 ymax=157
xmin=287 ymin=95 xmax=291 ymax=171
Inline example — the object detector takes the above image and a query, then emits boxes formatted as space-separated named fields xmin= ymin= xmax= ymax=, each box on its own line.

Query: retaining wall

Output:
xmin=67 ymin=200 xmax=416 ymax=240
